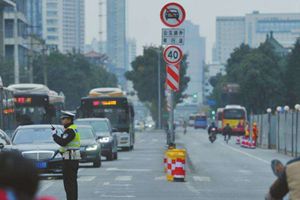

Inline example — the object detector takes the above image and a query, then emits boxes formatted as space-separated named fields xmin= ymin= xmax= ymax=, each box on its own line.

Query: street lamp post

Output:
xmin=284 ymin=105 xmax=290 ymax=155
xmin=267 ymin=108 xmax=272 ymax=149
xmin=276 ymin=106 xmax=282 ymax=152
xmin=295 ymin=104 xmax=300 ymax=157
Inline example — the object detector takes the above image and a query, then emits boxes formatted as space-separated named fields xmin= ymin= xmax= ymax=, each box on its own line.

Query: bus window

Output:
xmin=223 ymin=109 xmax=245 ymax=119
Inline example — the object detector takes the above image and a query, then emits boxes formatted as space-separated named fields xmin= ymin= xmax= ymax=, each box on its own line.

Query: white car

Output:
xmin=0 ymin=129 xmax=11 ymax=150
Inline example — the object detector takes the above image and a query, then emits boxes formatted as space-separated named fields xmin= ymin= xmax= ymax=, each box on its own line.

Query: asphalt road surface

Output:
xmin=38 ymin=128 xmax=292 ymax=200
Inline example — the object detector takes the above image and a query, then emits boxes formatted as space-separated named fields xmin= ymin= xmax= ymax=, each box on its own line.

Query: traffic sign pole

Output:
xmin=160 ymin=2 xmax=186 ymax=146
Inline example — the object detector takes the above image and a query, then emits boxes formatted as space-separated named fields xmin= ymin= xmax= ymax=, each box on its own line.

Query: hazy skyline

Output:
xmin=85 ymin=0 xmax=300 ymax=62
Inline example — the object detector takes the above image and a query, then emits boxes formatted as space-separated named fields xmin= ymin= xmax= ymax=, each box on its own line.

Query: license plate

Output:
xmin=36 ymin=162 xmax=47 ymax=169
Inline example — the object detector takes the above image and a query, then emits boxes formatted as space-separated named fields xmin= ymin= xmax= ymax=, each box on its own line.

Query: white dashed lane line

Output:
xmin=115 ymin=176 xmax=132 ymax=181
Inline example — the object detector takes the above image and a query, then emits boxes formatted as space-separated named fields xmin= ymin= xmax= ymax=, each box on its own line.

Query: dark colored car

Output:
xmin=165 ymin=8 xmax=180 ymax=20
xmin=0 ymin=129 xmax=12 ymax=150
xmin=8 ymin=125 xmax=64 ymax=174
xmin=75 ymin=118 xmax=118 ymax=161
xmin=77 ymin=125 xmax=102 ymax=167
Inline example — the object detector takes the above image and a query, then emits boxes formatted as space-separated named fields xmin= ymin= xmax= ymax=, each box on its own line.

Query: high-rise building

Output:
xmin=215 ymin=11 xmax=300 ymax=64
xmin=215 ymin=16 xmax=245 ymax=64
xmin=181 ymin=20 xmax=206 ymax=103
xmin=203 ymin=63 xmax=225 ymax=99
xmin=42 ymin=0 xmax=63 ymax=51
xmin=0 ymin=0 xmax=14 ymax=57
xmin=126 ymin=38 xmax=136 ymax=71
xmin=62 ymin=0 xmax=84 ymax=53
xmin=41 ymin=0 xmax=85 ymax=52
xmin=106 ymin=0 xmax=126 ymax=69
xmin=245 ymin=11 xmax=300 ymax=48
xmin=26 ymin=0 xmax=42 ymax=38
xmin=4 ymin=0 xmax=29 ymax=83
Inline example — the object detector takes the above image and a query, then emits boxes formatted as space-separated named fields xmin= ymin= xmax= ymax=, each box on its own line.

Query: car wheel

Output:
xmin=93 ymin=155 xmax=101 ymax=168
xmin=106 ymin=151 xmax=114 ymax=161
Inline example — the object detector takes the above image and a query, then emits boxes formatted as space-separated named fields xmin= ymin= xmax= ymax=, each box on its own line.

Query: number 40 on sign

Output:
xmin=163 ymin=45 xmax=183 ymax=64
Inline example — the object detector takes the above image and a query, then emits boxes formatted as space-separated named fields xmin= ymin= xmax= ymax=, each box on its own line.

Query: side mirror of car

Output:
xmin=0 ymin=143 xmax=4 ymax=149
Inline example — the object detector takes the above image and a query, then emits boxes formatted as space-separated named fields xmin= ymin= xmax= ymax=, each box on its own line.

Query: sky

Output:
xmin=85 ymin=0 xmax=300 ymax=62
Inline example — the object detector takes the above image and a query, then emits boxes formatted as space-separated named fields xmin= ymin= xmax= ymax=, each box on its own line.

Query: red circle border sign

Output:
xmin=163 ymin=45 xmax=183 ymax=64
xmin=160 ymin=2 xmax=186 ymax=27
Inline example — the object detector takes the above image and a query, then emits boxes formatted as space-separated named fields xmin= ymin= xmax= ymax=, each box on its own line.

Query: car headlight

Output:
xmin=86 ymin=144 xmax=98 ymax=151
xmin=99 ymin=137 xmax=110 ymax=143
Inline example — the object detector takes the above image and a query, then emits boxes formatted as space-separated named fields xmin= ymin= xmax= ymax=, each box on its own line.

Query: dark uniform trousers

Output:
xmin=62 ymin=160 xmax=79 ymax=200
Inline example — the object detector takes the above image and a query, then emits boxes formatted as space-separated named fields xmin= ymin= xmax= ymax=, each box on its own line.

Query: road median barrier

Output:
xmin=164 ymin=148 xmax=186 ymax=182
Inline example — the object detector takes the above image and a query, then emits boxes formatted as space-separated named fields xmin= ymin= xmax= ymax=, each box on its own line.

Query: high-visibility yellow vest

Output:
xmin=59 ymin=124 xmax=80 ymax=153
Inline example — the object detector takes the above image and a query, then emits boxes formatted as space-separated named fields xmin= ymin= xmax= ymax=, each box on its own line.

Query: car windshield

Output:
xmin=76 ymin=120 xmax=110 ymax=136
xmin=13 ymin=128 xmax=62 ymax=144
xmin=77 ymin=127 xmax=95 ymax=140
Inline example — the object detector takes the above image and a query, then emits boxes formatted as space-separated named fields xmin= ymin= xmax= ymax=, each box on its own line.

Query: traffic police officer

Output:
xmin=52 ymin=111 xmax=81 ymax=200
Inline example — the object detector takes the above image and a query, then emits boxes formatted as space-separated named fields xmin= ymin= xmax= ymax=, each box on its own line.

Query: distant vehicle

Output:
xmin=222 ymin=105 xmax=247 ymax=135
xmin=76 ymin=125 xmax=102 ymax=167
xmin=194 ymin=114 xmax=208 ymax=129
xmin=135 ymin=121 xmax=144 ymax=132
xmin=216 ymin=108 xmax=224 ymax=133
xmin=188 ymin=114 xmax=196 ymax=127
xmin=0 ymin=129 xmax=12 ymax=151
xmin=8 ymin=84 xmax=65 ymax=126
xmin=0 ymin=86 xmax=16 ymax=133
xmin=77 ymin=88 xmax=135 ymax=151
xmin=165 ymin=8 xmax=180 ymax=20
xmin=10 ymin=125 xmax=64 ymax=174
xmin=75 ymin=118 xmax=118 ymax=161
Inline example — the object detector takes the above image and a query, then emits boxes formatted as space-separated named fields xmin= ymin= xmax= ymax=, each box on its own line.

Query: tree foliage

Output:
xmin=33 ymin=52 xmax=117 ymax=109
xmin=211 ymin=42 xmax=286 ymax=114
xmin=125 ymin=47 xmax=190 ymax=124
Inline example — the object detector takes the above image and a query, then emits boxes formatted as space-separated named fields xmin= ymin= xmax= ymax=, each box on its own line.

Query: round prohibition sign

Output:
xmin=160 ymin=2 xmax=186 ymax=27
xmin=163 ymin=45 xmax=183 ymax=64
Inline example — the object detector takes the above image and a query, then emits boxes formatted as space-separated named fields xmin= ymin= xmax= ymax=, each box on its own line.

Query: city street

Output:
xmin=38 ymin=128 xmax=292 ymax=200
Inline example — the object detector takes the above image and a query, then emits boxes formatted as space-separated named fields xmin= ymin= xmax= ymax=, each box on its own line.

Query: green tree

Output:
xmin=33 ymin=52 xmax=117 ymax=109
xmin=210 ymin=42 xmax=285 ymax=113
xmin=285 ymin=39 xmax=300 ymax=106
xmin=125 ymin=46 xmax=190 ymax=124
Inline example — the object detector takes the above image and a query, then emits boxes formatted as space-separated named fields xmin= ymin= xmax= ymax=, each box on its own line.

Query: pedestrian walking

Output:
xmin=252 ymin=122 xmax=258 ymax=146
xmin=52 ymin=111 xmax=81 ymax=200
xmin=223 ymin=123 xmax=232 ymax=143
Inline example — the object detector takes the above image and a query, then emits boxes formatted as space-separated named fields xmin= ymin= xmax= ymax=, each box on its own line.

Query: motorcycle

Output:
xmin=209 ymin=127 xmax=217 ymax=143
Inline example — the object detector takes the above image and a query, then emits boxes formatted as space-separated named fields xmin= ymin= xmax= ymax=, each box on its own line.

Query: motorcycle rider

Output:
xmin=208 ymin=122 xmax=217 ymax=135
xmin=266 ymin=157 xmax=300 ymax=200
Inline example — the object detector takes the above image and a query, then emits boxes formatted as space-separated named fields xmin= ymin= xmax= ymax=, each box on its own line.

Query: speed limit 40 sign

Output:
xmin=163 ymin=45 xmax=183 ymax=64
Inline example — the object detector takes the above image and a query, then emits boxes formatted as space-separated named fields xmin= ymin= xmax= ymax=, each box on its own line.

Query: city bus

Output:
xmin=188 ymin=114 xmax=196 ymax=127
xmin=222 ymin=105 xmax=247 ymax=135
xmin=194 ymin=114 xmax=208 ymax=129
xmin=77 ymin=88 xmax=135 ymax=151
xmin=8 ymin=84 xmax=65 ymax=126
xmin=0 ymin=86 xmax=16 ymax=133
xmin=216 ymin=108 xmax=224 ymax=133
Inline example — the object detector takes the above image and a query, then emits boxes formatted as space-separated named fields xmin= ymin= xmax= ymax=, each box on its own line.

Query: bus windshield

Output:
xmin=223 ymin=109 xmax=245 ymax=119
xmin=16 ymin=107 xmax=50 ymax=125
xmin=195 ymin=116 xmax=207 ymax=120
xmin=88 ymin=108 xmax=129 ymax=128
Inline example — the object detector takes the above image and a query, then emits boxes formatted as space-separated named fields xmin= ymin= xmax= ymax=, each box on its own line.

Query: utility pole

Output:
xmin=157 ymin=50 xmax=162 ymax=129
xmin=13 ymin=5 xmax=19 ymax=83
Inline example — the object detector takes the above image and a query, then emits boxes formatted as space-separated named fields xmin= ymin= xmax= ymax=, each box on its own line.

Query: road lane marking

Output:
xmin=152 ymin=139 xmax=158 ymax=142
xmin=184 ymin=182 xmax=199 ymax=194
xmin=78 ymin=176 xmax=96 ymax=182
xmin=218 ymin=142 xmax=269 ymax=164
xmin=106 ymin=168 xmax=152 ymax=172
xmin=100 ymin=194 xmax=136 ymax=198
xmin=193 ymin=176 xmax=211 ymax=182
xmin=154 ymin=176 xmax=165 ymax=180
xmin=238 ymin=169 xmax=252 ymax=175
xmin=39 ymin=181 xmax=54 ymax=192
xmin=115 ymin=176 xmax=132 ymax=181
